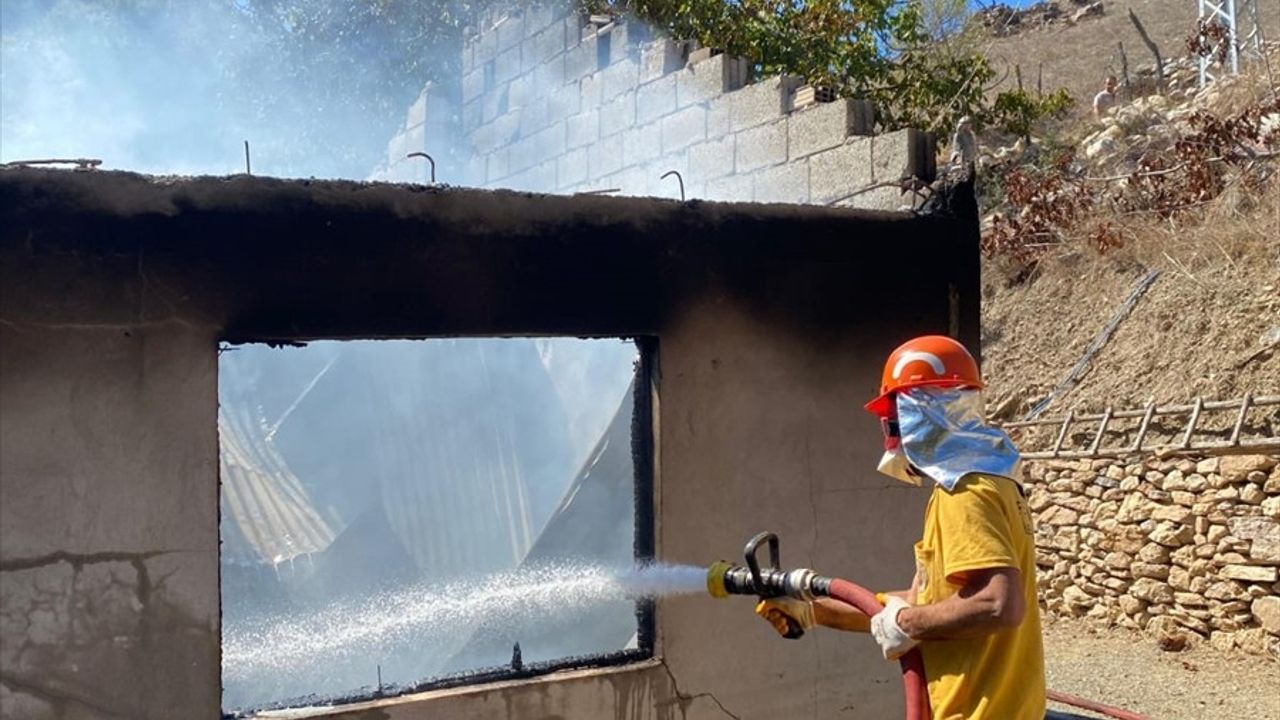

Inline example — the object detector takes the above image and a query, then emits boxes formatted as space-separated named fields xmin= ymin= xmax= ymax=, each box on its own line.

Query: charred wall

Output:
xmin=0 ymin=168 xmax=979 ymax=718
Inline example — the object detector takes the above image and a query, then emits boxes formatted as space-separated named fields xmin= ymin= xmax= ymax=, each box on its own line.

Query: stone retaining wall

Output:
xmin=1028 ymin=453 xmax=1280 ymax=656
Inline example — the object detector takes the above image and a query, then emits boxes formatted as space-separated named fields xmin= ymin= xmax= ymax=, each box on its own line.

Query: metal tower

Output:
xmin=1197 ymin=0 xmax=1268 ymax=87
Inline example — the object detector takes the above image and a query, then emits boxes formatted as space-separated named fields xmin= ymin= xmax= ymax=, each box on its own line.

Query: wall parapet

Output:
xmin=374 ymin=7 xmax=935 ymax=211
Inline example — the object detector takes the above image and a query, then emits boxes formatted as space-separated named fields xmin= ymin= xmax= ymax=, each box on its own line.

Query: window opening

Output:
xmin=219 ymin=337 xmax=651 ymax=714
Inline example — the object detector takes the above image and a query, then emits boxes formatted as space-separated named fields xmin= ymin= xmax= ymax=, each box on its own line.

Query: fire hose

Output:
xmin=706 ymin=532 xmax=931 ymax=720
xmin=706 ymin=532 xmax=1151 ymax=720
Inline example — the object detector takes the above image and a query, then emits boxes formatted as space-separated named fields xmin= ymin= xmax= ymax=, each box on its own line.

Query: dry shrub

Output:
xmin=983 ymin=88 xmax=1279 ymax=286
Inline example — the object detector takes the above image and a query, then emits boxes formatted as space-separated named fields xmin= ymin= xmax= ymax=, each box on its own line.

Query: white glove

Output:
xmin=755 ymin=597 xmax=816 ymax=638
xmin=870 ymin=596 xmax=918 ymax=661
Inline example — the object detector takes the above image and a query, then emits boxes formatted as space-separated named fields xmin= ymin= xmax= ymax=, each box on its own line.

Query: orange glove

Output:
xmin=755 ymin=598 xmax=816 ymax=639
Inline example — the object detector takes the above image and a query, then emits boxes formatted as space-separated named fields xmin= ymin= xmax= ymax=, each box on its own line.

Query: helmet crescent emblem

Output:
xmin=892 ymin=351 xmax=946 ymax=380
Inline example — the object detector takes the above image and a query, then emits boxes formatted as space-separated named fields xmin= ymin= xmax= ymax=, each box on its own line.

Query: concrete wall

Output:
xmin=372 ymin=8 xmax=934 ymax=211
xmin=0 ymin=169 xmax=980 ymax=718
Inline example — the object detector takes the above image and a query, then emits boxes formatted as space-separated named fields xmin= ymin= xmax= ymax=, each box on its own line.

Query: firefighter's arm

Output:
xmin=813 ymin=597 xmax=871 ymax=632
xmin=896 ymin=566 xmax=1024 ymax=640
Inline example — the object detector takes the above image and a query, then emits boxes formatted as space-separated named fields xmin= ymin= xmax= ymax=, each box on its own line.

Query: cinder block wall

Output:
xmin=373 ymin=8 xmax=934 ymax=211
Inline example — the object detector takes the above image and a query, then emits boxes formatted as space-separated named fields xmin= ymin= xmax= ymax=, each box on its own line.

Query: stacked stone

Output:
xmin=1028 ymin=453 xmax=1280 ymax=656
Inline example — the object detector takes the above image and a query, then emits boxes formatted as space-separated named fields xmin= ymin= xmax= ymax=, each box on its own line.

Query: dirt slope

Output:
xmin=981 ymin=0 xmax=1279 ymax=114
xmin=977 ymin=18 xmax=1280 ymax=423
xmin=981 ymin=225 xmax=1280 ymax=419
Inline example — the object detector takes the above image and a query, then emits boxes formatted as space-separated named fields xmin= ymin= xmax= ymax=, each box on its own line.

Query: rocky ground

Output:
xmin=979 ymin=42 xmax=1280 ymax=421
xmin=1044 ymin=617 xmax=1280 ymax=720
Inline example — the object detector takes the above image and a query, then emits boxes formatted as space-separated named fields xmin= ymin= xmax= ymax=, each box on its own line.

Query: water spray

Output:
xmin=704 ymin=532 xmax=931 ymax=720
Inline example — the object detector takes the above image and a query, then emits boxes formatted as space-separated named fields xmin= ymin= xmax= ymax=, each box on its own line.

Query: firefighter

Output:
xmin=756 ymin=335 xmax=1046 ymax=719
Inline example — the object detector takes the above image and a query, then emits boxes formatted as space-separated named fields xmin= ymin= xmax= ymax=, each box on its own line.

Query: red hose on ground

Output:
xmin=826 ymin=578 xmax=931 ymax=720
xmin=1047 ymin=690 xmax=1151 ymax=720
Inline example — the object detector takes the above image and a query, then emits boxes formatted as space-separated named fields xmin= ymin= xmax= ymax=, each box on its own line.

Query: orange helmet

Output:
xmin=864 ymin=335 xmax=983 ymax=417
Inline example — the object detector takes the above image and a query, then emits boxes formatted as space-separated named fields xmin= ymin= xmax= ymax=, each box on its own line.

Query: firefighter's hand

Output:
xmin=755 ymin=598 xmax=815 ymax=639
xmin=870 ymin=596 xmax=918 ymax=660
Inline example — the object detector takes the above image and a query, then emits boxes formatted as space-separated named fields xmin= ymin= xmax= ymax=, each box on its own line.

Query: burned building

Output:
xmin=1 ymin=165 xmax=979 ymax=718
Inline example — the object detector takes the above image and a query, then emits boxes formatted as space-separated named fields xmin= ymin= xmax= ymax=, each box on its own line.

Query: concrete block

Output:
xmin=557 ymin=147 xmax=589 ymax=188
xmin=687 ymin=135 xmax=735 ymax=182
xmin=640 ymin=39 xmax=684 ymax=83
xmin=566 ymin=110 xmax=599 ymax=149
xmin=580 ymin=72 xmax=602 ymax=111
xmin=462 ymin=99 xmax=483 ymax=133
xmin=486 ymin=147 xmax=510 ymax=183
xmin=496 ymin=14 xmax=524 ymax=51
xmin=837 ymin=185 xmax=908 ymax=212
xmin=406 ymin=92 xmax=428 ymax=129
xmin=734 ymin=119 xmax=787 ymax=172
xmin=588 ymin=132 xmax=625 ymax=180
xmin=386 ymin=132 xmax=408 ymax=168
xmin=496 ymin=45 xmax=522 ymax=83
xmin=416 ymin=86 xmax=455 ymax=128
xmin=518 ymin=96 xmax=552 ymax=136
xmin=563 ymin=34 xmax=598 ymax=82
xmin=508 ymin=135 xmax=539 ymax=174
xmin=754 ymin=160 xmax=810 ymax=204
xmin=870 ymin=128 xmax=917 ymax=182
xmin=564 ymin=14 xmax=584 ymax=46
xmin=506 ymin=159 xmax=557 ymax=192
xmin=598 ymin=165 xmax=650 ymax=198
xmin=808 ymin=137 xmax=874 ymax=204
xmin=533 ymin=52 xmax=566 ymax=90
xmin=636 ymin=72 xmax=678 ymax=126
xmin=463 ymin=68 xmax=485 ymax=104
xmin=601 ymin=57 xmax=640 ymax=102
xmin=529 ymin=122 xmax=566 ymax=166
xmin=482 ymin=86 xmax=509 ymax=123
xmin=730 ymin=76 xmax=799 ymax=132
xmin=788 ymin=98 xmax=864 ymax=160
xmin=472 ymin=26 xmax=499 ymax=66
xmin=472 ymin=111 xmax=522 ymax=155
xmin=649 ymin=155 xmax=689 ymax=200
xmin=661 ymin=105 xmax=706 ymax=153
xmin=706 ymin=94 xmax=732 ymax=138
xmin=599 ymin=91 xmax=636 ymax=138
xmin=704 ymin=173 xmax=754 ymax=202
xmin=508 ymin=73 xmax=536 ymax=109
xmin=677 ymin=54 xmax=747 ymax=108
xmin=524 ymin=3 xmax=558 ymax=33
xmin=608 ymin=22 xmax=645 ymax=65
xmin=523 ymin=22 xmax=567 ymax=72
xmin=622 ymin=122 xmax=662 ymax=168
xmin=402 ymin=122 xmax=425 ymax=155
xmin=548 ymin=82 xmax=581 ymax=121
xmin=508 ymin=122 xmax=563 ymax=173
xmin=687 ymin=47 xmax=715 ymax=65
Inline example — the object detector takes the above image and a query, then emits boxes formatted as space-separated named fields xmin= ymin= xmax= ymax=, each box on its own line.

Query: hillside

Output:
xmin=980 ymin=0 xmax=1279 ymax=118
xmin=975 ymin=13 xmax=1280 ymax=424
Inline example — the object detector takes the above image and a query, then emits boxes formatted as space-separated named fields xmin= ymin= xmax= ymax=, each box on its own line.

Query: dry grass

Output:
xmin=981 ymin=0 xmax=1280 ymax=115
xmin=982 ymin=167 xmax=1280 ymax=421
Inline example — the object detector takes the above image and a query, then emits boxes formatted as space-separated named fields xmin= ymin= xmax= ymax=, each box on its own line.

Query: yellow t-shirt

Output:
xmin=914 ymin=473 xmax=1045 ymax=720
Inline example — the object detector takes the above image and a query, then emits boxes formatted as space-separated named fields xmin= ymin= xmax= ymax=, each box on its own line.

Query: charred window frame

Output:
xmin=217 ymin=335 xmax=658 ymax=717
